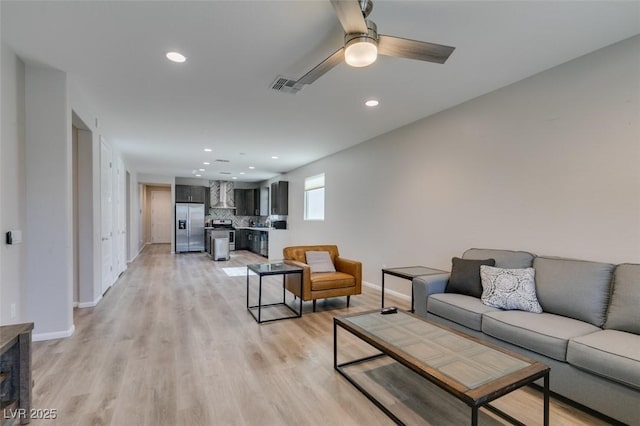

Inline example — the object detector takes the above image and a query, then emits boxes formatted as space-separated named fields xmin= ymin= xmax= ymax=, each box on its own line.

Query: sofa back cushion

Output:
xmin=533 ymin=256 xmax=614 ymax=327
xmin=463 ymin=248 xmax=535 ymax=269
xmin=283 ymin=245 xmax=339 ymax=264
xmin=605 ymin=263 xmax=640 ymax=334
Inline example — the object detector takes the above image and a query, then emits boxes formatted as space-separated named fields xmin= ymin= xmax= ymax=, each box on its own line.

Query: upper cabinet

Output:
xmin=270 ymin=181 xmax=289 ymax=215
xmin=176 ymin=185 xmax=207 ymax=204
xmin=234 ymin=188 xmax=261 ymax=216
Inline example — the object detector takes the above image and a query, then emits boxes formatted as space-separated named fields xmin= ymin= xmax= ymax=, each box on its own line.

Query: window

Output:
xmin=304 ymin=174 xmax=325 ymax=221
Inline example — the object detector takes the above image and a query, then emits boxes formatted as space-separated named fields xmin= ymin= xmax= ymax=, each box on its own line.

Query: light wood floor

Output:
xmin=29 ymin=244 xmax=607 ymax=425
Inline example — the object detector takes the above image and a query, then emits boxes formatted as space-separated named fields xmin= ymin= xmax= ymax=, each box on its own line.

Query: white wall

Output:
xmin=285 ymin=35 xmax=640 ymax=296
xmin=1 ymin=43 xmax=26 ymax=324
xmin=1 ymin=44 xmax=130 ymax=336
xmin=24 ymin=63 xmax=74 ymax=338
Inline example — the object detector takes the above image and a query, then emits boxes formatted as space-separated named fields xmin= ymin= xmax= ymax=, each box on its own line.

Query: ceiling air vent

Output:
xmin=220 ymin=171 xmax=232 ymax=175
xmin=271 ymin=76 xmax=300 ymax=94
xmin=215 ymin=159 xmax=230 ymax=163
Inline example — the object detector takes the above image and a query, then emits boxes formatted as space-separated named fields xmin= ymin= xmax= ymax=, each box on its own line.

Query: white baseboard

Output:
xmin=33 ymin=324 xmax=75 ymax=342
xmin=77 ymin=294 xmax=102 ymax=308
xmin=363 ymin=281 xmax=411 ymax=301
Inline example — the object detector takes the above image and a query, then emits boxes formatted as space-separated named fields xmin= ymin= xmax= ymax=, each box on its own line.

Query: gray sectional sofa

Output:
xmin=412 ymin=248 xmax=640 ymax=425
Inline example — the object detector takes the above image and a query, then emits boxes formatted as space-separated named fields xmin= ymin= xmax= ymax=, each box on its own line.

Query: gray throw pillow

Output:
xmin=446 ymin=257 xmax=495 ymax=298
xmin=480 ymin=266 xmax=543 ymax=313
xmin=305 ymin=251 xmax=336 ymax=273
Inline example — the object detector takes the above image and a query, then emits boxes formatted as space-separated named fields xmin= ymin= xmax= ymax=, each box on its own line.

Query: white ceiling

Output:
xmin=2 ymin=1 xmax=639 ymax=182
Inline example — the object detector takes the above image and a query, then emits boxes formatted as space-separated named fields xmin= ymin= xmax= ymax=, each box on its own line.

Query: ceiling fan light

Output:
xmin=345 ymin=37 xmax=378 ymax=67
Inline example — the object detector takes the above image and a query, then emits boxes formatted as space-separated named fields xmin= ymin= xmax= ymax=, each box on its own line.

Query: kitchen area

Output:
xmin=175 ymin=178 xmax=289 ymax=261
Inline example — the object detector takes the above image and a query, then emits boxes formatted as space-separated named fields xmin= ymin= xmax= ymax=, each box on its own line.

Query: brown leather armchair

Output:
xmin=283 ymin=245 xmax=362 ymax=312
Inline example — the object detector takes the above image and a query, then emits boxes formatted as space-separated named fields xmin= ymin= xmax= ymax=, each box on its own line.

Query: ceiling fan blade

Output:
xmin=330 ymin=0 xmax=368 ymax=34
xmin=295 ymin=47 xmax=345 ymax=87
xmin=378 ymin=35 xmax=455 ymax=64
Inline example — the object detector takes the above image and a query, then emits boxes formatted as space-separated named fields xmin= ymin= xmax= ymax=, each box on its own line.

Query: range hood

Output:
xmin=211 ymin=180 xmax=236 ymax=209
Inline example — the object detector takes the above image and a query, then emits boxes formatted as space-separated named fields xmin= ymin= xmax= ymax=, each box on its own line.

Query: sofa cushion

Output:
xmin=463 ymin=248 xmax=535 ymax=269
xmin=305 ymin=251 xmax=336 ymax=273
xmin=480 ymin=266 xmax=543 ymax=313
xmin=482 ymin=311 xmax=601 ymax=361
xmin=446 ymin=257 xmax=495 ymax=298
xmin=567 ymin=330 xmax=640 ymax=390
xmin=427 ymin=293 xmax=501 ymax=331
xmin=605 ymin=263 xmax=640 ymax=334
xmin=310 ymin=272 xmax=354 ymax=291
xmin=533 ymin=256 xmax=614 ymax=327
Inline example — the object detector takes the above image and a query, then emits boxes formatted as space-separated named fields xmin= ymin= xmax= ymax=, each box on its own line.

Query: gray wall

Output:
xmin=284 ymin=35 xmax=640 ymax=295
xmin=25 ymin=63 xmax=74 ymax=337
xmin=1 ymin=43 xmax=27 ymax=324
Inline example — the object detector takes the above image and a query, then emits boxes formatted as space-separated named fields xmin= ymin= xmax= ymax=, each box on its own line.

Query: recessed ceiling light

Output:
xmin=248 ymin=166 xmax=255 ymax=169
xmin=203 ymin=162 xmax=210 ymax=165
xmin=166 ymin=51 xmax=186 ymax=63
xmin=204 ymin=148 xmax=212 ymax=152
xmin=240 ymin=172 xmax=245 ymax=175
xmin=195 ymin=174 xmax=201 ymax=177
xmin=232 ymin=176 xmax=238 ymax=180
xmin=199 ymin=168 xmax=205 ymax=172
xmin=272 ymin=156 xmax=279 ymax=160
xmin=365 ymin=99 xmax=379 ymax=107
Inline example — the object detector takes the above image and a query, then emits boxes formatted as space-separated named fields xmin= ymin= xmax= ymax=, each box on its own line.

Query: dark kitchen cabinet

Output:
xmin=235 ymin=229 xmax=248 ymax=250
xmin=234 ymin=189 xmax=247 ymax=215
xmin=270 ymin=181 xmax=289 ymax=215
xmin=176 ymin=185 xmax=207 ymax=203
xmin=234 ymin=188 xmax=261 ymax=216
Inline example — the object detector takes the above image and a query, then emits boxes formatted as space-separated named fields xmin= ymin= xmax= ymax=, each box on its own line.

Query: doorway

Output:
xmin=150 ymin=190 xmax=172 ymax=243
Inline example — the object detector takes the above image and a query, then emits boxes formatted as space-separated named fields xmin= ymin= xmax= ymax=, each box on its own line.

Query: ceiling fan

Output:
xmin=272 ymin=0 xmax=455 ymax=94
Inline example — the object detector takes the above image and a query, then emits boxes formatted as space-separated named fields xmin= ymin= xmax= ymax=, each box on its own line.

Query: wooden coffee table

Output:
xmin=334 ymin=310 xmax=549 ymax=425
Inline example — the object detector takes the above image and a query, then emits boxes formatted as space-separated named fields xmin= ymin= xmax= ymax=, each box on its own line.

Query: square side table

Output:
xmin=247 ymin=263 xmax=303 ymax=323
xmin=381 ymin=266 xmax=448 ymax=312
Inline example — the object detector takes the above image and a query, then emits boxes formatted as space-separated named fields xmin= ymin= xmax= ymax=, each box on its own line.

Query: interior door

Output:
xmin=100 ymin=139 xmax=114 ymax=294
xmin=150 ymin=190 xmax=172 ymax=243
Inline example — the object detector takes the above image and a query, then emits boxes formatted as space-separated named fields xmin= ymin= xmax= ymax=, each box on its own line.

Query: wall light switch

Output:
xmin=6 ymin=230 xmax=22 ymax=245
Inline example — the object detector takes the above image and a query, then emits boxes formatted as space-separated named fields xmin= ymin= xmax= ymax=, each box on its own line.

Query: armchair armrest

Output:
xmin=283 ymin=259 xmax=311 ymax=298
xmin=335 ymin=257 xmax=362 ymax=290
xmin=412 ymin=273 xmax=450 ymax=317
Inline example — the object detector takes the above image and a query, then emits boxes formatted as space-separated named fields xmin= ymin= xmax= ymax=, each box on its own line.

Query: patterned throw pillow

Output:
xmin=480 ymin=266 xmax=543 ymax=313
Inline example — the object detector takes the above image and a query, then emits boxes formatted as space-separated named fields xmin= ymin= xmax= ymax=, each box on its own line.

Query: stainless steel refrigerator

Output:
xmin=175 ymin=203 xmax=205 ymax=253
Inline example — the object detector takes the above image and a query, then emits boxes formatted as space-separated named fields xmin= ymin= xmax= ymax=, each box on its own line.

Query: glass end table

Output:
xmin=246 ymin=262 xmax=303 ymax=323
xmin=381 ymin=266 xmax=448 ymax=312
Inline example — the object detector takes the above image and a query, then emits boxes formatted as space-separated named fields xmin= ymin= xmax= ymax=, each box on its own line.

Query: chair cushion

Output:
xmin=427 ymin=293 xmax=501 ymax=331
xmin=463 ymin=248 xmax=535 ymax=269
xmin=305 ymin=251 xmax=336 ymax=273
xmin=480 ymin=266 xmax=542 ymax=313
xmin=446 ymin=257 xmax=495 ymax=298
xmin=567 ymin=330 xmax=640 ymax=390
xmin=482 ymin=311 xmax=601 ymax=361
xmin=310 ymin=272 xmax=354 ymax=291
xmin=605 ymin=263 xmax=640 ymax=334
xmin=533 ymin=256 xmax=614 ymax=327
